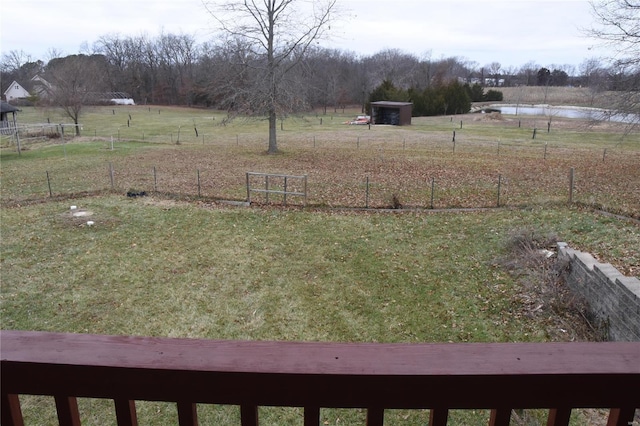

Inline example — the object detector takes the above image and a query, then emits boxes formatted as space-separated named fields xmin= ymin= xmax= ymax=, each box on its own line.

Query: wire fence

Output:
xmin=6 ymin=161 xmax=636 ymax=217
xmin=2 ymin=119 xmax=638 ymax=216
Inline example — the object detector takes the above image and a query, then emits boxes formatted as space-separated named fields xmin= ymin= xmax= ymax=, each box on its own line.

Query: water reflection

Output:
xmin=485 ymin=105 xmax=637 ymax=123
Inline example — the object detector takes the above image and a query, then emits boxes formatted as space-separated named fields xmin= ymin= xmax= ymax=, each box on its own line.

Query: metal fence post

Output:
xmin=569 ymin=168 xmax=574 ymax=203
xmin=430 ymin=178 xmax=435 ymax=209
xmin=365 ymin=176 xmax=370 ymax=208
xmin=246 ymin=172 xmax=251 ymax=203
xmin=283 ymin=176 xmax=288 ymax=206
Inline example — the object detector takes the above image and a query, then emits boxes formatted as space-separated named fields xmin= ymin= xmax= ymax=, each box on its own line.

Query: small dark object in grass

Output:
xmin=126 ymin=190 xmax=147 ymax=198
xmin=391 ymin=194 xmax=402 ymax=209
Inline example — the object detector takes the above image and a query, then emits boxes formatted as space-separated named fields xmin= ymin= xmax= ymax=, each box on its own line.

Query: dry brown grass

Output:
xmin=102 ymin=113 xmax=639 ymax=219
xmin=498 ymin=86 xmax=622 ymax=108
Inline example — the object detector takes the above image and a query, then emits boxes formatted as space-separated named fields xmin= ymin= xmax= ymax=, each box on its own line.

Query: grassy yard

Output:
xmin=2 ymin=196 xmax=638 ymax=425
xmin=1 ymin=98 xmax=639 ymax=425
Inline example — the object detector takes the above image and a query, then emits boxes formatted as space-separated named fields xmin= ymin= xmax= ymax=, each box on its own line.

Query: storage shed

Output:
xmin=371 ymin=101 xmax=413 ymax=126
xmin=1 ymin=101 xmax=19 ymax=135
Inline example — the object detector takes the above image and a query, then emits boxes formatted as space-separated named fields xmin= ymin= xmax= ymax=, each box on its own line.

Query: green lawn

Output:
xmin=4 ymin=196 xmax=637 ymax=424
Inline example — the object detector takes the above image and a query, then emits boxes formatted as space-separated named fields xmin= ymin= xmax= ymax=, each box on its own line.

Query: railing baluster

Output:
xmin=304 ymin=406 xmax=320 ymax=426
xmin=2 ymin=332 xmax=638 ymax=426
xmin=177 ymin=401 xmax=198 ymax=426
xmin=547 ymin=408 xmax=571 ymax=426
xmin=54 ymin=396 xmax=81 ymax=426
xmin=607 ymin=407 xmax=637 ymax=426
xmin=1 ymin=394 xmax=24 ymax=426
xmin=429 ymin=408 xmax=449 ymax=426
xmin=366 ymin=407 xmax=384 ymax=426
xmin=489 ymin=408 xmax=511 ymax=426
xmin=114 ymin=399 xmax=137 ymax=426
xmin=240 ymin=404 xmax=258 ymax=426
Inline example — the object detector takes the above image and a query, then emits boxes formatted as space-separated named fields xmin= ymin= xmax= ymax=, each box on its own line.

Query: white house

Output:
xmin=3 ymin=81 xmax=30 ymax=101
xmin=31 ymin=75 xmax=53 ymax=99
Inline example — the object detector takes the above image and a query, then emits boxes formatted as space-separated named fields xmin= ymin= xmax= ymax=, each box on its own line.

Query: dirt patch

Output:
xmin=473 ymin=112 xmax=505 ymax=121
xmin=59 ymin=208 xmax=96 ymax=226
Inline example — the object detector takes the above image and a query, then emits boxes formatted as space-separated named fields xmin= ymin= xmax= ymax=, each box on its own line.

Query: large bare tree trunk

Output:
xmin=268 ymin=110 xmax=278 ymax=154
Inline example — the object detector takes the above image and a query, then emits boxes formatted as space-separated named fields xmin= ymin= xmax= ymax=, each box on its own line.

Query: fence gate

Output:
xmin=246 ymin=172 xmax=307 ymax=206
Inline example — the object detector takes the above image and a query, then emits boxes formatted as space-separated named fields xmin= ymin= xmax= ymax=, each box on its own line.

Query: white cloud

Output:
xmin=1 ymin=0 xmax=606 ymax=68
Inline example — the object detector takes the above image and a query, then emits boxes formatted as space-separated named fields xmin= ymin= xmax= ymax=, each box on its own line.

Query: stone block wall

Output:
xmin=557 ymin=242 xmax=640 ymax=341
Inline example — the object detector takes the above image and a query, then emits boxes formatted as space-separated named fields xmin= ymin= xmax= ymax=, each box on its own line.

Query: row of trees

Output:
xmin=2 ymin=42 xmax=629 ymax=110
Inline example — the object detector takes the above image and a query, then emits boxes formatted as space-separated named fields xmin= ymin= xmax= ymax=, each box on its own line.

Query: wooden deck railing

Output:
xmin=1 ymin=330 xmax=638 ymax=426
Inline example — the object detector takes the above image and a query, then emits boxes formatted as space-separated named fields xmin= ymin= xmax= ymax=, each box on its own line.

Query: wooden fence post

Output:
xmin=46 ymin=171 xmax=52 ymax=197
xmin=15 ymin=129 xmax=21 ymax=156
xmin=197 ymin=169 xmax=201 ymax=198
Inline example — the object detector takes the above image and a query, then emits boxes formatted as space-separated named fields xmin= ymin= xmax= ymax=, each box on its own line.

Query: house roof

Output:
xmin=1 ymin=101 xmax=20 ymax=113
xmin=3 ymin=80 xmax=27 ymax=96
xmin=370 ymin=101 xmax=413 ymax=107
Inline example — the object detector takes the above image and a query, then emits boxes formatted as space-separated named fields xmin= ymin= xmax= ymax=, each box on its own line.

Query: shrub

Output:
xmin=497 ymin=228 xmax=606 ymax=342
xmin=464 ymin=83 xmax=485 ymax=102
xmin=483 ymin=89 xmax=503 ymax=102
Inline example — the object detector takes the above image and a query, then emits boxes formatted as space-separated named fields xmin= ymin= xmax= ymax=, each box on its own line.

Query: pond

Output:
xmin=484 ymin=104 xmax=637 ymax=123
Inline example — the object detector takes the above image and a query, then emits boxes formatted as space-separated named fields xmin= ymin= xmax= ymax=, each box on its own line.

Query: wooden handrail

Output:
xmin=1 ymin=330 xmax=639 ymax=425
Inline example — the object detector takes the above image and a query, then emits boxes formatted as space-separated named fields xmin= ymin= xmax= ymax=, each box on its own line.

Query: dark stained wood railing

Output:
xmin=1 ymin=330 xmax=639 ymax=426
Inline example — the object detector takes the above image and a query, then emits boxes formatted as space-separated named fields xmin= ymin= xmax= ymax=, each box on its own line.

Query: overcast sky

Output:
xmin=1 ymin=0 xmax=607 ymax=70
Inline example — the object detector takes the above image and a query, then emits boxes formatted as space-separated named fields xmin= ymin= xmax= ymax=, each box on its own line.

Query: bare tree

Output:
xmin=364 ymin=49 xmax=420 ymax=90
xmin=588 ymin=0 xmax=640 ymax=66
xmin=203 ymin=0 xmax=338 ymax=154
xmin=518 ymin=61 xmax=540 ymax=86
xmin=587 ymin=0 xmax=639 ymax=129
xmin=486 ymin=62 xmax=502 ymax=86
xmin=43 ymin=55 xmax=108 ymax=136
xmin=0 ymin=50 xmax=33 ymax=74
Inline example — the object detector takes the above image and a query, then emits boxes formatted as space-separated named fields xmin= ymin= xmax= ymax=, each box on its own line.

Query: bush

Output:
xmin=483 ymin=89 xmax=503 ymax=102
xmin=464 ymin=83 xmax=485 ymax=102
xmin=497 ymin=228 xmax=606 ymax=342
xmin=410 ymin=81 xmax=471 ymax=116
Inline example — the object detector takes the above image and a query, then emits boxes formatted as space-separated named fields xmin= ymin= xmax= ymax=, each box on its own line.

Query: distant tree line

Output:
xmin=1 ymin=33 xmax=638 ymax=115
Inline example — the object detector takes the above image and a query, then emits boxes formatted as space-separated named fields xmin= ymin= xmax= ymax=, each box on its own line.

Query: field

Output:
xmin=1 ymin=92 xmax=639 ymax=424
xmin=499 ymin=86 xmax=618 ymax=107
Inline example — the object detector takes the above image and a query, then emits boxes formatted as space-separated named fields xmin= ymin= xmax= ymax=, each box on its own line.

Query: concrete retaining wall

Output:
xmin=557 ymin=242 xmax=640 ymax=341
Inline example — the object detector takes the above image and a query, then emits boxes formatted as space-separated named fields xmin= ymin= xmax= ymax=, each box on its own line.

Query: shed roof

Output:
xmin=370 ymin=101 xmax=413 ymax=107
xmin=1 ymin=101 xmax=20 ymax=113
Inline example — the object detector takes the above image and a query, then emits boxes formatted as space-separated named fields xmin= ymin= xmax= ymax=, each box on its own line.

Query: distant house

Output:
xmin=106 ymin=92 xmax=135 ymax=105
xmin=31 ymin=75 xmax=53 ymax=99
xmin=1 ymin=101 xmax=19 ymax=135
xmin=3 ymin=81 xmax=30 ymax=102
